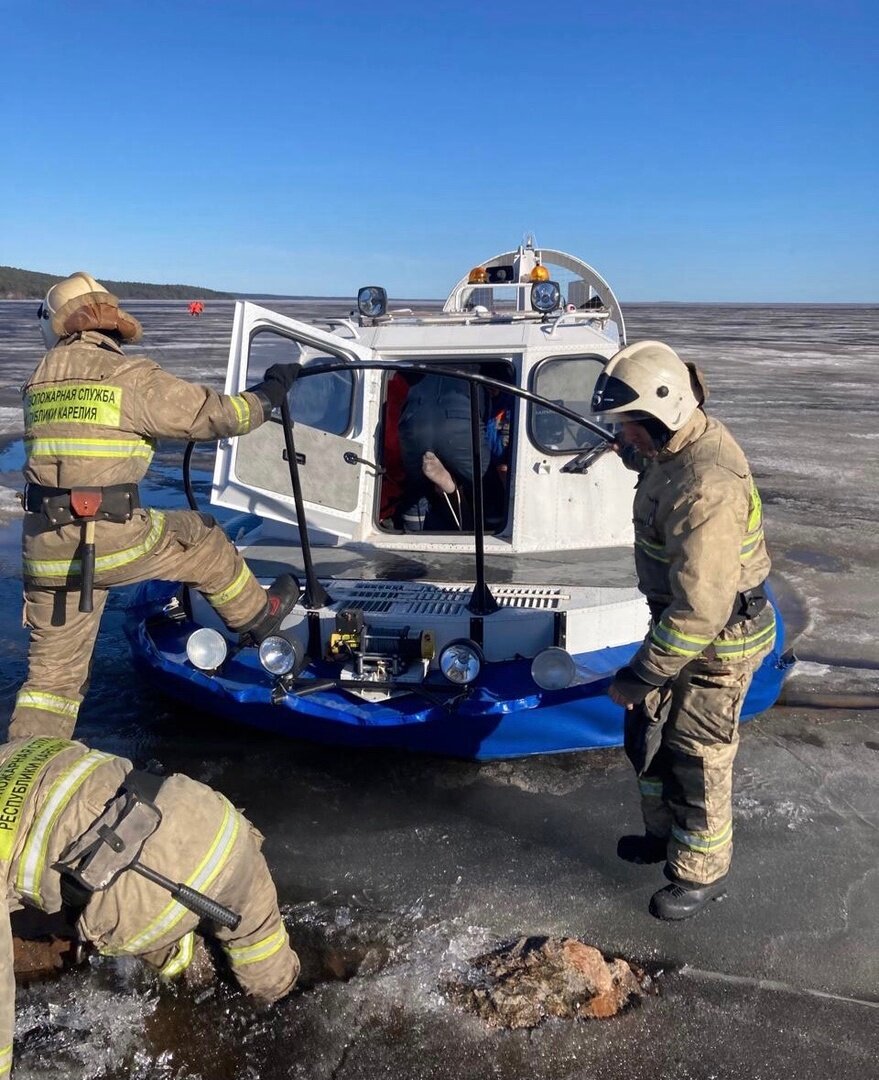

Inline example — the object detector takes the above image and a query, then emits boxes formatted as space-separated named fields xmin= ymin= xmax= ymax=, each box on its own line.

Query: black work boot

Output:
xmin=617 ymin=833 xmax=668 ymax=864
xmin=649 ymin=875 xmax=728 ymax=921
xmin=238 ymin=574 xmax=301 ymax=646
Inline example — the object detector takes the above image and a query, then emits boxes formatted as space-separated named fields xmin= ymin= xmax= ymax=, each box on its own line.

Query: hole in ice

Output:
xmin=286 ymin=900 xmax=402 ymax=989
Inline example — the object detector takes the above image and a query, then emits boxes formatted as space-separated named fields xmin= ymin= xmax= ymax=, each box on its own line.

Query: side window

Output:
xmin=529 ymin=356 xmax=606 ymax=453
xmin=248 ymin=329 xmax=354 ymax=435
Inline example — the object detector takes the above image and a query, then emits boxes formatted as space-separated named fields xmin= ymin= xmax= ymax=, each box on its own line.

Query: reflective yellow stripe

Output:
xmin=229 ymin=394 xmax=251 ymax=435
xmin=741 ymin=483 xmax=764 ymax=559
xmin=652 ymin=609 xmax=775 ymax=661
xmin=0 ymin=739 xmax=72 ymax=862
xmin=747 ymin=482 xmax=763 ymax=533
xmin=651 ymin=621 xmax=714 ymax=657
xmin=224 ymin=924 xmax=288 ymax=967
xmin=16 ymin=750 xmax=113 ymax=905
xmin=206 ymin=564 xmax=252 ymax=609
xmin=25 ymin=383 xmax=123 ymax=428
xmin=649 ymin=634 xmax=699 ymax=657
xmin=0 ymin=1043 xmax=12 ymax=1078
xmin=14 ymin=691 xmax=79 ymax=719
xmin=714 ymin=618 xmax=777 ymax=659
xmin=23 ymin=510 xmax=166 ymax=579
xmin=159 ymin=930 xmax=195 ymax=978
xmin=24 ymin=436 xmax=154 ymax=461
xmin=741 ymin=530 xmax=763 ymax=551
xmin=118 ymin=797 xmax=240 ymax=954
xmin=672 ymin=820 xmax=733 ymax=853
xmin=741 ymin=529 xmax=764 ymax=559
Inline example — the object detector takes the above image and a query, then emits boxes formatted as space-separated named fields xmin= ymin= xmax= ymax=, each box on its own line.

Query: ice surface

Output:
xmin=2 ymin=299 xmax=878 ymax=1079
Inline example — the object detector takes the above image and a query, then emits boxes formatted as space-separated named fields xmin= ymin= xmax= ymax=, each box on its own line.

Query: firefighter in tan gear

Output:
xmin=591 ymin=341 xmax=776 ymax=921
xmin=0 ymin=736 xmax=300 ymax=1078
xmin=11 ymin=272 xmax=302 ymax=741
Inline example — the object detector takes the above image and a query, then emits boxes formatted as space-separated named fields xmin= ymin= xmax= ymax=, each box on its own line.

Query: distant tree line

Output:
xmin=0 ymin=265 xmax=233 ymax=300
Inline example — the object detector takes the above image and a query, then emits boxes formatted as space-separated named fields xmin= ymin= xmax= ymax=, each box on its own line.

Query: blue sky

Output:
xmin=2 ymin=1 xmax=877 ymax=300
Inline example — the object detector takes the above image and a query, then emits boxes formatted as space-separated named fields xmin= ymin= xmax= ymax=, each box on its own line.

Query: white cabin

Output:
xmin=212 ymin=239 xmax=636 ymax=559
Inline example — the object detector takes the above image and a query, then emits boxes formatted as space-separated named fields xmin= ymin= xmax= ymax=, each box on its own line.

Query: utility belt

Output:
xmin=23 ymin=482 xmax=140 ymax=614
xmin=57 ymin=767 xmax=241 ymax=931
xmin=726 ymin=584 xmax=768 ymax=625
xmin=24 ymin=482 xmax=141 ymax=526
xmin=648 ymin=583 xmax=768 ymax=628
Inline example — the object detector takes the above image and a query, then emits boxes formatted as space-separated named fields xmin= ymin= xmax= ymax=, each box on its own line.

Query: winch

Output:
xmin=328 ymin=608 xmax=435 ymax=681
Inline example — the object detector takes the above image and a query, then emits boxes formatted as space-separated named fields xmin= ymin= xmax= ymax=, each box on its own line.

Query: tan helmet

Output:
xmin=590 ymin=340 xmax=700 ymax=431
xmin=37 ymin=271 xmax=142 ymax=348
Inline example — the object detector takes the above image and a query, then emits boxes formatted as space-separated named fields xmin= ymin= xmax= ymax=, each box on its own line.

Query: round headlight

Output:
xmin=357 ymin=285 xmax=387 ymax=318
xmin=439 ymin=639 xmax=484 ymax=685
xmin=186 ymin=627 xmax=228 ymax=672
xmin=531 ymin=647 xmax=576 ymax=690
xmin=531 ymin=280 xmax=561 ymax=313
xmin=258 ymin=634 xmax=305 ymax=677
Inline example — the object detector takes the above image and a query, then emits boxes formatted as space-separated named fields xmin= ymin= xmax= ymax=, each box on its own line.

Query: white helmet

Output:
xmin=590 ymin=340 xmax=700 ymax=432
xmin=38 ymin=272 xmax=111 ymax=349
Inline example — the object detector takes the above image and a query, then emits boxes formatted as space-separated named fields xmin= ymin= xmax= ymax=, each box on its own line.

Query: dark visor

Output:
xmin=591 ymin=373 xmax=640 ymax=412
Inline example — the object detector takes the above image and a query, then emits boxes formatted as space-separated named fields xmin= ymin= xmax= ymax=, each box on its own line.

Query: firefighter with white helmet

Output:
xmin=591 ymin=340 xmax=775 ymax=920
xmin=12 ymin=272 xmax=302 ymax=740
xmin=0 ymin=736 xmax=300 ymax=1078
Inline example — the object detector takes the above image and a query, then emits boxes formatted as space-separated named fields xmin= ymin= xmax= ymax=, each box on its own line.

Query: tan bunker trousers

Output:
xmin=76 ymin=771 xmax=299 ymax=1003
xmin=11 ymin=508 xmax=270 ymax=740
xmin=626 ymin=608 xmax=775 ymax=885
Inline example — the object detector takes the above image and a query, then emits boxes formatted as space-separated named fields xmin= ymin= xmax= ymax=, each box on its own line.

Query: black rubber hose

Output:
xmin=776 ymin=692 xmax=879 ymax=710
xmin=781 ymin=648 xmax=876 ymax=708
xmin=183 ymin=440 xmax=198 ymax=511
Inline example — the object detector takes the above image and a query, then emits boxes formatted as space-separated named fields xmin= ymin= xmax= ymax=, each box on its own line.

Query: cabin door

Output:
xmin=212 ymin=301 xmax=380 ymax=541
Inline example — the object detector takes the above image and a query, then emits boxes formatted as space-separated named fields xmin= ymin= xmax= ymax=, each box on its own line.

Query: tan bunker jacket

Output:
xmin=0 ymin=737 xmax=299 ymax=1078
xmin=622 ymin=409 xmax=776 ymax=885
xmin=12 ymin=329 xmax=275 ymax=738
xmin=627 ymin=409 xmax=773 ymax=687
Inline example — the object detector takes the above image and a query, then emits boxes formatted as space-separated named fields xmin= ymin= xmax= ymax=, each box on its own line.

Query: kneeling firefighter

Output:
xmin=0 ymin=736 xmax=300 ymax=1077
xmin=12 ymin=272 xmax=302 ymax=740
xmin=591 ymin=341 xmax=776 ymax=921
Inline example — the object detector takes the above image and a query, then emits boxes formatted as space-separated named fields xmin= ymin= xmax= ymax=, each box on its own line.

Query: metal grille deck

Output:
xmin=323 ymin=580 xmax=569 ymax=615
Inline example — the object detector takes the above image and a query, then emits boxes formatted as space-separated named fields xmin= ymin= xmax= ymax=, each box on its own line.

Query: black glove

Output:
xmin=249 ymin=362 xmax=302 ymax=411
xmin=609 ymin=665 xmax=656 ymax=708
xmin=619 ymin=673 xmax=672 ymax=775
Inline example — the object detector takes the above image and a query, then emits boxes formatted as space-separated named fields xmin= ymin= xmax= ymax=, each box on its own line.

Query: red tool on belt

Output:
xmin=70 ymin=488 xmax=103 ymax=614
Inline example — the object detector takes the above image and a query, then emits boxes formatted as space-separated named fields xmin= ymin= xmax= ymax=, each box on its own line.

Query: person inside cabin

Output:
xmin=378 ymin=371 xmax=411 ymax=527
xmin=11 ymin=271 xmax=304 ymax=742
xmin=483 ymin=363 xmax=514 ymax=524
xmin=393 ymin=365 xmax=511 ymax=532
xmin=0 ymin=735 xmax=300 ymax=1079
xmin=590 ymin=340 xmax=775 ymax=921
